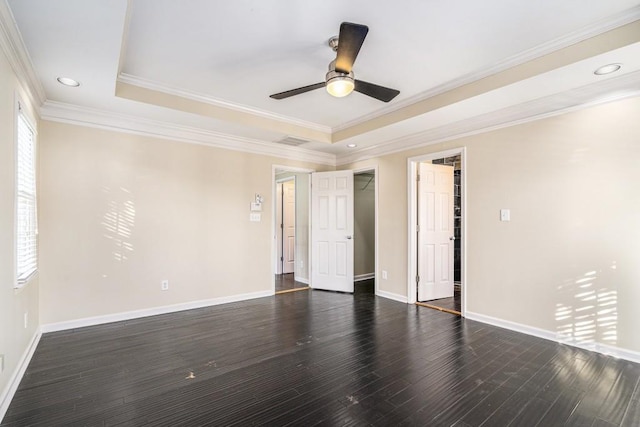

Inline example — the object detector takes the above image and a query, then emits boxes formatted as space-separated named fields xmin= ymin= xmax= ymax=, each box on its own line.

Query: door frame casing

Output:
xmin=271 ymin=165 xmax=314 ymax=294
xmin=407 ymin=148 xmax=467 ymax=315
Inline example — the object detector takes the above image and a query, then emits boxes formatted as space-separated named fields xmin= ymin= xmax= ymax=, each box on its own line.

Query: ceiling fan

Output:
xmin=269 ymin=22 xmax=400 ymax=103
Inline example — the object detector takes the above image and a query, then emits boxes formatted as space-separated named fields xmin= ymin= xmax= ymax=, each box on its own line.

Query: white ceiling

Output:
xmin=5 ymin=0 xmax=640 ymax=160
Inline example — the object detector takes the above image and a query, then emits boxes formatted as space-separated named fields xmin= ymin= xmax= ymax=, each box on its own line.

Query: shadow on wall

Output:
xmin=101 ymin=186 xmax=136 ymax=262
xmin=555 ymin=263 xmax=618 ymax=350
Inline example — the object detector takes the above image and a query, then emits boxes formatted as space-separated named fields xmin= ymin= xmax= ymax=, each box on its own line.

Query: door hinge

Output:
xmin=416 ymin=275 xmax=420 ymax=283
xmin=417 ymin=224 xmax=420 ymax=232
xmin=417 ymin=174 xmax=420 ymax=182
xmin=280 ymin=223 xmax=283 ymax=229
xmin=281 ymin=256 xmax=284 ymax=261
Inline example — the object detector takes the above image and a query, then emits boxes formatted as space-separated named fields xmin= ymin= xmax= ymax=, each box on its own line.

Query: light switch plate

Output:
xmin=250 ymin=213 xmax=261 ymax=222
xmin=500 ymin=209 xmax=511 ymax=222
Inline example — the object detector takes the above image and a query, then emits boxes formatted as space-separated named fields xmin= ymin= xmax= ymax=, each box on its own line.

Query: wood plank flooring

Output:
xmin=2 ymin=289 xmax=640 ymax=426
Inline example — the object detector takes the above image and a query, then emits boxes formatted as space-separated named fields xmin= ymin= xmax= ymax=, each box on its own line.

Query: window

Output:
xmin=16 ymin=102 xmax=37 ymax=287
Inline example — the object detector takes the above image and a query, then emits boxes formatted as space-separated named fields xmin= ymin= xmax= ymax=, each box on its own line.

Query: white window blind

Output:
xmin=16 ymin=104 xmax=37 ymax=286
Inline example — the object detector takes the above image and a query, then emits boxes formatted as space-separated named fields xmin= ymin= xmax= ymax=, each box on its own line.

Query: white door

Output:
xmin=418 ymin=163 xmax=454 ymax=301
xmin=283 ymin=179 xmax=296 ymax=273
xmin=311 ymin=171 xmax=354 ymax=293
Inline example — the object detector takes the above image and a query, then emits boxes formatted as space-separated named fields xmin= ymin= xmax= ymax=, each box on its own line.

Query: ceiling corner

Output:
xmin=0 ymin=0 xmax=46 ymax=110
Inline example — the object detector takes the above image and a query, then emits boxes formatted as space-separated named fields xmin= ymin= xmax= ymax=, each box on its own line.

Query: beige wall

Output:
xmin=343 ymin=155 xmax=408 ymax=296
xmin=354 ymin=173 xmax=375 ymax=276
xmin=0 ymin=47 xmax=40 ymax=401
xmin=38 ymin=121 xmax=328 ymax=324
xmin=343 ymin=96 xmax=640 ymax=354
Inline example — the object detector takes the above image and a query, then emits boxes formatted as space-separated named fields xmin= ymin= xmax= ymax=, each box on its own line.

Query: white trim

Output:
xmin=407 ymin=148 xmax=467 ymax=316
xmin=335 ymin=71 xmax=640 ymax=166
xmin=37 ymin=70 xmax=640 ymax=173
xmin=377 ymin=290 xmax=408 ymax=304
xmin=118 ymin=73 xmax=332 ymax=134
xmin=40 ymin=101 xmax=336 ymax=166
xmin=0 ymin=327 xmax=41 ymax=423
xmin=460 ymin=152 xmax=467 ymax=317
xmin=355 ymin=273 xmax=375 ymax=282
xmin=407 ymin=157 xmax=417 ymax=305
xmin=271 ymin=165 xmax=315 ymax=294
xmin=0 ymin=1 xmax=46 ymax=111
xmin=275 ymin=176 xmax=296 ymax=184
xmin=41 ymin=290 xmax=273 ymax=333
xmin=331 ymin=5 xmax=640 ymax=134
xmin=275 ymin=181 xmax=283 ymax=275
xmin=466 ymin=311 xmax=640 ymax=364
xmin=294 ymin=276 xmax=309 ymax=285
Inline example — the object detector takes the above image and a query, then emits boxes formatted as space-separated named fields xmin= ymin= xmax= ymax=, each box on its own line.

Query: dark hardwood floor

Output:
xmin=420 ymin=287 xmax=462 ymax=314
xmin=3 ymin=289 xmax=640 ymax=426
xmin=275 ymin=273 xmax=308 ymax=293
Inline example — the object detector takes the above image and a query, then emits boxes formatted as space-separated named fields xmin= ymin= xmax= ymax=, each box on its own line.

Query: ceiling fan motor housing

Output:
xmin=326 ymin=61 xmax=354 ymax=82
xmin=325 ymin=59 xmax=355 ymax=97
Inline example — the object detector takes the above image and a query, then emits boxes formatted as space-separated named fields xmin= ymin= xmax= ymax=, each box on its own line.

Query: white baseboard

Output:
xmin=466 ymin=311 xmax=640 ymax=364
xmin=377 ymin=290 xmax=408 ymax=304
xmin=0 ymin=328 xmax=42 ymax=423
xmin=355 ymin=273 xmax=375 ymax=282
xmin=41 ymin=290 xmax=273 ymax=333
xmin=294 ymin=276 xmax=309 ymax=285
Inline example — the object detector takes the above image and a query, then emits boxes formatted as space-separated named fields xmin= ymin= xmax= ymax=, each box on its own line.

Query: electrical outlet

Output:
xmin=24 ymin=312 xmax=28 ymax=329
xmin=299 ymin=260 xmax=304 ymax=269
xmin=382 ymin=270 xmax=388 ymax=280
xmin=161 ymin=280 xmax=169 ymax=291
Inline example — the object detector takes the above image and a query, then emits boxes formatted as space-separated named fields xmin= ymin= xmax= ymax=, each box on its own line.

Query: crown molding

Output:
xmin=336 ymin=70 xmax=640 ymax=166
xmin=0 ymin=0 xmax=46 ymax=111
xmin=40 ymin=101 xmax=336 ymax=166
xmin=117 ymin=73 xmax=332 ymax=135
xmin=333 ymin=5 xmax=640 ymax=134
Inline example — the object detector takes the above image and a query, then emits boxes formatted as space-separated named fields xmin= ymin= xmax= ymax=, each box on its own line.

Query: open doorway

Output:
xmin=272 ymin=166 xmax=379 ymax=297
xmin=275 ymin=177 xmax=295 ymax=275
xmin=354 ymin=170 xmax=376 ymax=295
xmin=408 ymin=148 xmax=466 ymax=316
xmin=273 ymin=167 xmax=312 ymax=294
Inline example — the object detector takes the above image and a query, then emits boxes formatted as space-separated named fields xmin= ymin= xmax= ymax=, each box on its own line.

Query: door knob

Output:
xmin=346 ymin=235 xmax=352 ymax=239
xmin=449 ymin=236 xmax=456 ymax=241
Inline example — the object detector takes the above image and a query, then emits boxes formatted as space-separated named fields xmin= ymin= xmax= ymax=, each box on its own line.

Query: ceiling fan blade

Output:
xmin=354 ymin=80 xmax=400 ymax=102
xmin=269 ymin=82 xmax=325 ymax=100
xmin=335 ymin=22 xmax=368 ymax=74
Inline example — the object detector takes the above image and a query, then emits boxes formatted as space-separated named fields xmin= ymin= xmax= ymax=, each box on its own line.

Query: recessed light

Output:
xmin=57 ymin=77 xmax=80 ymax=87
xmin=594 ymin=64 xmax=621 ymax=76
xmin=347 ymin=144 xmax=357 ymax=148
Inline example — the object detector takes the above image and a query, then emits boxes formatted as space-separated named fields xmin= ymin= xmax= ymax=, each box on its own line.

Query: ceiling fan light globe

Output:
xmin=326 ymin=77 xmax=354 ymax=97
